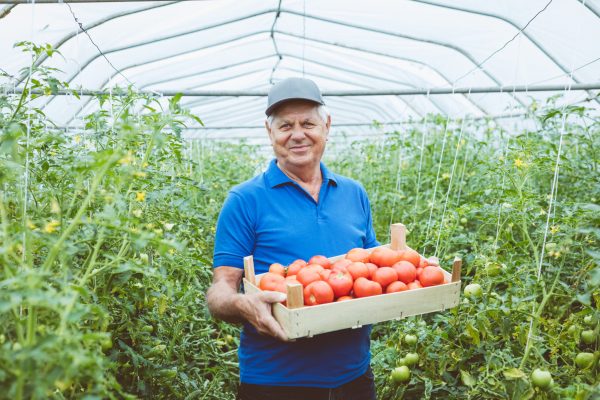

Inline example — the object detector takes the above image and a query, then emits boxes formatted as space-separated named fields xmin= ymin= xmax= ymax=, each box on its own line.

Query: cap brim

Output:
xmin=265 ymin=98 xmax=324 ymax=116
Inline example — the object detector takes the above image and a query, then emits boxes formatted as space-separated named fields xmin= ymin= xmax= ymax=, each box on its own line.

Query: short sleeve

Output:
xmin=212 ymin=191 xmax=256 ymax=269
xmin=360 ymin=185 xmax=380 ymax=249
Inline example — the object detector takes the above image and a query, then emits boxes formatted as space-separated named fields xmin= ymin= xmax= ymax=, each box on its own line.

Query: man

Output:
xmin=207 ymin=77 xmax=379 ymax=400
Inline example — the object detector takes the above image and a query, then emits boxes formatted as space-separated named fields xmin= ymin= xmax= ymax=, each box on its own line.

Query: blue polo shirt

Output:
xmin=213 ymin=158 xmax=379 ymax=388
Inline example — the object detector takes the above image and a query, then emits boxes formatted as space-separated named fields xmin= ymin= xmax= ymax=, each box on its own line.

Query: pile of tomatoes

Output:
xmin=258 ymin=247 xmax=448 ymax=306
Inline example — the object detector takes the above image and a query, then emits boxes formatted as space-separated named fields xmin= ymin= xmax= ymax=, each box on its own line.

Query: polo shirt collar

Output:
xmin=266 ymin=158 xmax=338 ymax=188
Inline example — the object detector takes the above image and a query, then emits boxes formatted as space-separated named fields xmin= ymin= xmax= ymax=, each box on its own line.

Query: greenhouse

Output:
xmin=0 ymin=0 xmax=599 ymax=399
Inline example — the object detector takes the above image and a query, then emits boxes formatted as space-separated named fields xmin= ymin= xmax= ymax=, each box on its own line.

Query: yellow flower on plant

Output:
xmin=135 ymin=192 xmax=146 ymax=202
xmin=73 ymin=135 xmax=81 ymax=144
xmin=118 ymin=151 xmax=134 ymax=166
xmin=514 ymin=158 xmax=525 ymax=168
xmin=133 ymin=171 xmax=147 ymax=178
xmin=27 ymin=220 xmax=37 ymax=230
xmin=442 ymin=172 xmax=451 ymax=179
xmin=44 ymin=220 xmax=60 ymax=233
xmin=550 ymin=225 xmax=559 ymax=234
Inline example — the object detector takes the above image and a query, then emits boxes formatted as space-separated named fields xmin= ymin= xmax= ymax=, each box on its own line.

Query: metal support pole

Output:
xmin=5 ymin=82 xmax=600 ymax=97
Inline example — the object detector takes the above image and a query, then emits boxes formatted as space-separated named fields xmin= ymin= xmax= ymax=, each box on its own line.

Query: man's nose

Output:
xmin=290 ymin=124 xmax=306 ymax=140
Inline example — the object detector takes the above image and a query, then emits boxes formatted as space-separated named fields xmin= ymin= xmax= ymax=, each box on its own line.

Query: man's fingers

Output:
xmin=259 ymin=290 xmax=287 ymax=304
xmin=259 ymin=313 xmax=289 ymax=342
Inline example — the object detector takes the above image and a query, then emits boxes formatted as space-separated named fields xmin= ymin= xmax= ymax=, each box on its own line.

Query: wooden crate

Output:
xmin=243 ymin=223 xmax=461 ymax=340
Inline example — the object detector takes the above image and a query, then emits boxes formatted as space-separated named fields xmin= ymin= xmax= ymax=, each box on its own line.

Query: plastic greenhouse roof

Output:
xmin=1 ymin=0 xmax=599 ymax=142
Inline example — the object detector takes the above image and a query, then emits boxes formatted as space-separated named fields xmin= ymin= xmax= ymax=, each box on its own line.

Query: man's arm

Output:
xmin=207 ymin=266 xmax=289 ymax=342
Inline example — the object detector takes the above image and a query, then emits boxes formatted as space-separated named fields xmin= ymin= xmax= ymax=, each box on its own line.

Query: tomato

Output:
xmin=285 ymin=275 xmax=298 ymax=282
xmin=331 ymin=258 xmax=352 ymax=272
xmin=418 ymin=256 xmax=428 ymax=269
xmin=404 ymin=334 xmax=417 ymax=346
xmin=583 ymin=315 xmax=597 ymax=327
xmin=575 ymin=352 xmax=595 ymax=369
xmin=365 ymin=263 xmax=378 ymax=279
xmin=464 ymin=283 xmax=482 ymax=298
xmin=391 ymin=366 xmax=410 ymax=384
xmin=530 ymin=369 xmax=552 ymax=390
xmin=392 ymin=261 xmax=417 ymax=284
xmin=296 ymin=268 xmax=321 ymax=287
xmin=336 ymin=295 xmax=354 ymax=302
xmin=318 ymin=269 xmax=332 ymax=281
xmin=370 ymin=247 xmax=400 ymax=267
xmin=581 ymin=330 xmax=596 ymax=345
xmin=346 ymin=248 xmax=371 ymax=263
xmin=327 ymin=270 xmax=354 ymax=298
xmin=304 ymin=281 xmax=334 ymax=305
xmin=398 ymin=248 xmax=420 ymax=267
xmin=347 ymin=262 xmax=370 ymax=280
xmin=416 ymin=267 xmax=424 ymax=279
xmin=386 ymin=281 xmax=408 ymax=293
xmin=407 ymin=281 xmax=422 ymax=290
xmin=259 ymin=272 xmax=285 ymax=291
xmin=404 ymin=352 xmax=419 ymax=366
xmin=286 ymin=259 xmax=306 ymax=276
xmin=269 ymin=263 xmax=286 ymax=276
xmin=308 ymin=255 xmax=331 ymax=269
xmin=420 ymin=266 xmax=445 ymax=287
xmin=273 ymin=280 xmax=287 ymax=294
xmin=372 ymin=267 xmax=398 ymax=289
xmin=353 ymin=277 xmax=382 ymax=298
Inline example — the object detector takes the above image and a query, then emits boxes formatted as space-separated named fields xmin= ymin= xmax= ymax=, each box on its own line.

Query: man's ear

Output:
xmin=265 ymin=120 xmax=273 ymax=142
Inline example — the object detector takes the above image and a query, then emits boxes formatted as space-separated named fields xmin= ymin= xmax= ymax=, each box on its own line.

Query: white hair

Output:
xmin=266 ymin=104 xmax=330 ymax=128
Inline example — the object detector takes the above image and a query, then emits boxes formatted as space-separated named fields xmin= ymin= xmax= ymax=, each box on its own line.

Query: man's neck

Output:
xmin=277 ymin=161 xmax=322 ymax=186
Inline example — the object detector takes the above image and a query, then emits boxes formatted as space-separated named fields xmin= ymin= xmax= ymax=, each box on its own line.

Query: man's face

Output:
xmin=265 ymin=100 xmax=330 ymax=172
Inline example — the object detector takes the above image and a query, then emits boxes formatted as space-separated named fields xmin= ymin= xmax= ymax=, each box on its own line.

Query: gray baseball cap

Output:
xmin=265 ymin=77 xmax=325 ymax=116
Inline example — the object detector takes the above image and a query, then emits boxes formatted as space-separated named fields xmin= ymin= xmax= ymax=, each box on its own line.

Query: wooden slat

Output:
xmin=452 ymin=257 xmax=462 ymax=283
xmin=390 ymin=223 xmax=407 ymax=250
xmin=243 ymin=255 xmax=256 ymax=286
xmin=286 ymin=283 xmax=304 ymax=309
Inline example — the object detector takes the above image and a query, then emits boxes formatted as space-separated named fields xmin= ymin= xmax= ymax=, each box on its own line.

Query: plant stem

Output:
xmin=42 ymin=154 xmax=119 ymax=272
xmin=519 ymin=258 xmax=564 ymax=369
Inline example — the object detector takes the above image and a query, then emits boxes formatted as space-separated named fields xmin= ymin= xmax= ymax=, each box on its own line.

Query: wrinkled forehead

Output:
xmin=269 ymin=100 xmax=321 ymax=122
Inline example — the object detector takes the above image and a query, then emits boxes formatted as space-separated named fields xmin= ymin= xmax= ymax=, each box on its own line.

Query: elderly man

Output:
xmin=207 ymin=77 xmax=379 ymax=400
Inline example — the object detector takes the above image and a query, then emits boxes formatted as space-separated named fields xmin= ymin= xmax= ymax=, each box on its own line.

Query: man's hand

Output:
xmin=207 ymin=266 xmax=289 ymax=342
xmin=237 ymin=290 xmax=289 ymax=342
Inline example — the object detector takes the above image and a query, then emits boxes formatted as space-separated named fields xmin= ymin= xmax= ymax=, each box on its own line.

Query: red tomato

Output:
xmin=369 ymin=247 xmax=401 ymax=267
xmin=259 ymin=272 xmax=285 ymax=291
xmin=304 ymin=281 xmax=334 ymax=305
xmin=399 ymin=249 xmax=421 ymax=267
xmin=353 ymin=277 xmax=383 ymax=298
xmin=420 ymin=266 xmax=445 ymax=287
xmin=392 ymin=261 xmax=417 ymax=284
xmin=365 ymin=263 xmax=378 ymax=279
xmin=407 ymin=281 xmax=422 ymax=290
xmin=319 ymin=269 xmax=332 ymax=281
xmin=386 ymin=281 xmax=408 ymax=293
xmin=286 ymin=259 xmax=306 ymax=276
xmin=269 ymin=263 xmax=286 ymax=276
xmin=372 ymin=267 xmax=398 ymax=289
xmin=418 ymin=256 xmax=428 ymax=269
xmin=416 ymin=267 xmax=424 ymax=280
xmin=336 ymin=295 xmax=354 ymax=302
xmin=346 ymin=248 xmax=371 ymax=263
xmin=347 ymin=262 xmax=370 ymax=280
xmin=285 ymin=275 xmax=298 ymax=283
xmin=331 ymin=258 xmax=352 ymax=272
xmin=327 ymin=270 xmax=354 ymax=298
xmin=308 ymin=255 xmax=331 ymax=269
xmin=296 ymin=268 xmax=321 ymax=287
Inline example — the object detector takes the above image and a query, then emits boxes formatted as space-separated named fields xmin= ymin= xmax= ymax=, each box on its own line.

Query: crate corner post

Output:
xmin=390 ymin=223 xmax=407 ymax=251
xmin=243 ymin=255 xmax=256 ymax=286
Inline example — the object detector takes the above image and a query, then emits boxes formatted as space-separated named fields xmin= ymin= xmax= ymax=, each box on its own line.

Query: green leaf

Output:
xmin=503 ymin=368 xmax=526 ymax=380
